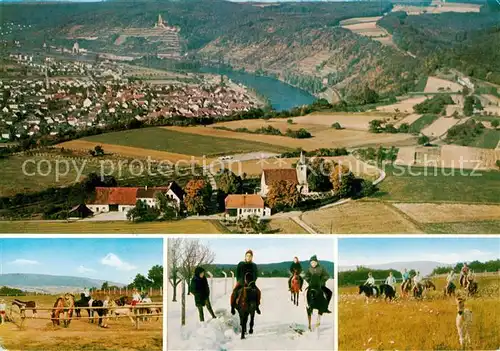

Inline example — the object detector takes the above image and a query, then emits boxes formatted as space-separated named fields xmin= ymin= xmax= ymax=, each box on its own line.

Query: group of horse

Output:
xmin=358 ymin=276 xmax=479 ymax=302
xmin=9 ymin=293 xmax=160 ymax=329
xmin=233 ymin=272 xmax=331 ymax=340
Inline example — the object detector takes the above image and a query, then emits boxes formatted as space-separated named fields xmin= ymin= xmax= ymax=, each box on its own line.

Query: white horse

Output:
xmin=107 ymin=300 xmax=136 ymax=325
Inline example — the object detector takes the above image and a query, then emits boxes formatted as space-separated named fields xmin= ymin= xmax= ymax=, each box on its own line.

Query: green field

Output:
xmin=409 ymin=114 xmax=439 ymax=133
xmin=423 ymin=220 xmax=500 ymax=234
xmin=470 ymin=129 xmax=500 ymax=149
xmin=83 ymin=128 xmax=290 ymax=156
xmin=0 ymin=219 xmax=225 ymax=234
xmin=374 ymin=166 xmax=500 ymax=203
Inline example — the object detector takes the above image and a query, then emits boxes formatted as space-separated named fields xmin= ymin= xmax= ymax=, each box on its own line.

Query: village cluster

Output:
xmin=0 ymin=55 xmax=259 ymax=142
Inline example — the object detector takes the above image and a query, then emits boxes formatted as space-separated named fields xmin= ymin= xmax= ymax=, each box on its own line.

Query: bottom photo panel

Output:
xmin=338 ymin=237 xmax=500 ymax=351
xmin=167 ymin=237 xmax=335 ymax=350
xmin=0 ymin=237 xmax=164 ymax=351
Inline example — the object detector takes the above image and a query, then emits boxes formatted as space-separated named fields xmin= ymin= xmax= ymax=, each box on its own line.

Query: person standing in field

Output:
xmin=385 ymin=272 xmax=396 ymax=289
xmin=190 ymin=266 xmax=217 ymax=322
xmin=288 ymin=256 xmax=304 ymax=291
xmin=304 ymin=255 xmax=332 ymax=313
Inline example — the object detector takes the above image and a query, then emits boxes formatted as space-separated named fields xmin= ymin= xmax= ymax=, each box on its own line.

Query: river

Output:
xmin=199 ymin=67 xmax=316 ymax=111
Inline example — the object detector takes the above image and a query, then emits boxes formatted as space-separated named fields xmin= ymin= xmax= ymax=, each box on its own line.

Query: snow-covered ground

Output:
xmin=167 ymin=278 xmax=335 ymax=350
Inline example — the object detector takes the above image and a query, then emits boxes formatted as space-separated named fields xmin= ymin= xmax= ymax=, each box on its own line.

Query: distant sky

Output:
xmin=0 ymin=238 xmax=163 ymax=284
xmin=339 ymin=238 xmax=500 ymax=267
xmin=196 ymin=238 xmax=335 ymax=264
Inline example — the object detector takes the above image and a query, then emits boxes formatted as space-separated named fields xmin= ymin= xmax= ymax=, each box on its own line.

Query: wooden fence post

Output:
xmin=222 ymin=271 xmax=228 ymax=295
xmin=135 ymin=305 xmax=139 ymax=330
xmin=160 ymin=287 xmax=163 ymax=296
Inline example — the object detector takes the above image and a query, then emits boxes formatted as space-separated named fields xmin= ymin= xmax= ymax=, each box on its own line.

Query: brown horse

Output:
xmin=51 ymin=293 xmax=74 ymax=327
xmin=466 ymin=279 xmax=478 ymax=297
xmin=12 ymin=299 xmax=38 ymax=318
xmin=444 ymin=282 xmax=456 ymax=297
xmin=290 ymin=271 xmax=301 ymax=307
xmin=401 ymin=280 xmax=412 ymax=298
xmin=422 ymin=279 xmax=436 ymax=291
xmin=235 ymin=272 xmax=258 ymax=340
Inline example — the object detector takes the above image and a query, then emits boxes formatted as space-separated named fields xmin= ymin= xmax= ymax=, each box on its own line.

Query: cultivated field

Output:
xmin=1 ymin=294 xmax=163 ymax=351
xmin=291 ymin=112 xmax=392 ymax=131
xmin=340 ymin=17 xmax=386 ymax=38
xmin=424 ymin=76 xmax=463 ymax=93
xmin=82 ymin=127 xmax=289 ymax=157
xmin=393 ymin=203 xmax=500 ymax=223
xmin=394 ymin=113 xmax=422 ymax=128
xmin=422 ymin=116 xmax=461 ymax=138
xmin=376 ymin=96 xmax=427 ymax=113
xmin=167 ymin=123 xmax=416 ymax=151
xmin=0 ymin=219 xmax=225 ymax=234
xmin=301 ymin=201 xmax=421 ymax=234
xmin=339 ymin=275 xmax=500 ymax=350
xmin=375 ymin=165 xmax=500 ymax=203
xmin=423 ymin=220 xmax=500 ymax=234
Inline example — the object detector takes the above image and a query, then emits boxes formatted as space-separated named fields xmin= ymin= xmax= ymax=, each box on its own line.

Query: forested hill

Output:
xmin=209 ymin=260 xmax=334 ymax=278
xmin=378 ymin=10 xmax=500 ymax=85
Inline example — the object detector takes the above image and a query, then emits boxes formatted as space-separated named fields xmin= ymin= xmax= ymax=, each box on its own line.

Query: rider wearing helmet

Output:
xmin=304 ymin=255 xmax=332 ymax=314
xmin=288 ymin=256 xmax=304 ymax=291
xmin=230 ymin=250 xmax=261 ymax=315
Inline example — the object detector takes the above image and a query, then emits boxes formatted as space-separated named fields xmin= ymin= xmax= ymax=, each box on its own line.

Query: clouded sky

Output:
xmin=0 ymin=238 xmax=163 ymax=284
xmin=195 ymin=238 xmax=335 ymax=264
xmin=339 ymin=238 xmax=500 ymax=267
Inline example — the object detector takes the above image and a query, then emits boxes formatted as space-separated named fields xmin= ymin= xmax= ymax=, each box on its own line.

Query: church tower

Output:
xmin=296 ymin=151 xmax=308 ymax=194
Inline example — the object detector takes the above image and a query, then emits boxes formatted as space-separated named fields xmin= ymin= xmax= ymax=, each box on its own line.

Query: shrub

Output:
xmin=332 ymin=122 xmax=342 ymax=129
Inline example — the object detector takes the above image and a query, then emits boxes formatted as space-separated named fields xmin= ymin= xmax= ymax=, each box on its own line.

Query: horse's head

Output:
xmin=64 ymin=293 xmax=75 ymax=302
xmin=358 ymin=285 xmax=364 ymax=294
xmin=244 ymin=272 xmax=254 ymax=287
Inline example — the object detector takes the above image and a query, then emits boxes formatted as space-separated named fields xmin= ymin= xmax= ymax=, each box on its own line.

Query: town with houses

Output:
xmin=0 ymin=53 xmax=261 ymax=142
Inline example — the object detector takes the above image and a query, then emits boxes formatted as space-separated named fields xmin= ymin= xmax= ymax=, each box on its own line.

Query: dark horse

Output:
xmin=306 ymin=276 xmax=329 ymax=331
xmin=359 ymin=285 xmax=379 ymax=298
xmin=466 ymin=280 xmax=478 ymax=297
xmin=12 ymin=299 xmax=37 ymax=318
xmin=422 ymin=280 xmax=436 ymax=291
xmin=51 ymin=293 xmax=74 ymax=327
xmin=235 ymin=272 xmax=258 ymax=340
xmin=290 ymin=271 xmax=301 ymax=307
xmin=74 ymin=293 xmax=92 ymax=318
xmin=90 ymin=299 xmax=109 ymax=327
xmin=444 ymin=282 xmax=456 ymax=297
xmin=379 ymin=284 xmax=396 ymax=301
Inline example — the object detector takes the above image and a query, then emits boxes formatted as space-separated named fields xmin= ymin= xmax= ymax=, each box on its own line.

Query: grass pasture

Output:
xmin=374 ymin=166 xmax=500 ymax=203
xmin=469 ymin=129 xmax=500 ymax=149
xmin=393 ymin=203 xmax=500 ymax=224
xmin=0 ymin=219 xmax=224 ymax=234
xmin=423 ymin=220 xmax=500 ymax=234
xmin=339 ymin=275 xmax=500 ymax=350
xmin=82 ymin=127 xmax=289 ymax=156
xmin=1 ymin=294 xmax=162 ymax=351
xmin=409 ymin=114 xmax=440 ymax=134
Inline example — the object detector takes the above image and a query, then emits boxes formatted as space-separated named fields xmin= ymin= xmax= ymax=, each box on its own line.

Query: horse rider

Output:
xmin=446 ymin=269 xmax=455 ymax=292
xmin=460 ymin=263 xmax=470 ymax=287
xmin=142 ymin=293 xmax=153 ymax=304
xmin=0 ymin=298 xmax=6 ymax=325
xmin=191 ymin=266 xmax=217 ymax=322
xmin=466 ymin=270 xmax=475 ymax=289
xmin=131 ymin=288 xmax=142 ymax=307
xmin=385 ymin=271 xmax=396 ymax=290
xmin=304 ymin=255 xmax=332 ymax=313
xmin=83 ymin=287 xmax=90 ymax=298
xmin=401 ymin=268 xmax=411 ymax=291
xmin=413 ymin=271 xmax=423 ymax=293
xmin=288 ymin=256 xmax=304 ymax=292
xmin=230 ymin=249 xmax=262 ymax=316
xmin=365 ymin=272 xmax=376 ymax=288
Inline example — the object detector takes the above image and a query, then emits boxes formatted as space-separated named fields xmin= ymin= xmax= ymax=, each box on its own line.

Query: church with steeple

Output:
xmin=259 ymin=151 xmax=309 ymax=197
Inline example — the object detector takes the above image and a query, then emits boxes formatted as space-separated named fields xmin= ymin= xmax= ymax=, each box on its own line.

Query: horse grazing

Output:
xmin=235 ymin=272 xmax=258 ymax=340
xmin=359 ymin=285 xmax=379 ymax=299
xmin=379 ymin=284 xmax=396 ymax=301
xmin=12 ymin=299 xmax=37 ymax=318
xmin=290 ymin=271 xmax=301 ymax=307
xmin=51 ymin=293 xmax=74 ymax=327
xmin=74 ymin=293 xmax=92 ymax=318
xmin=444 ymin=282 xmax=456 ymax=297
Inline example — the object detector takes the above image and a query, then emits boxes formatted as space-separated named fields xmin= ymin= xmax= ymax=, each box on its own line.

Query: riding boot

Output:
xmin=206 ymin=300 xmax=216 ymax=319
xmin=230 ymin=291 xmax=236 ymax=315
xmin=288 ymin=277 xmax=292 ymax=291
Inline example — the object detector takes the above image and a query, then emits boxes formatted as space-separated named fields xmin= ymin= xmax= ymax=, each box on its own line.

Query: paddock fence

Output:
xmin=6 ymin=303 xmax=163 ymax=330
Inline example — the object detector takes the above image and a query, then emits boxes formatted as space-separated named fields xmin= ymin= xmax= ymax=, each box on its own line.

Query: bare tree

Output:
xmin=167 ymin=238 xmax=183 ymax=302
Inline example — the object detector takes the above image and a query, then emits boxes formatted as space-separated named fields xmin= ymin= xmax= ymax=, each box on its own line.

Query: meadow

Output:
xmin=339 ymin=275 xmax=500 ymax=350
xmin=82 ymin=127 xmax=290 ymax=156
xmin=1 ymin=294 xmax=162 ymax=351
xmin=374 ymin=166 xmax=500 ymax=203
xmin=468 ymin=129 xmax=500 ymax=149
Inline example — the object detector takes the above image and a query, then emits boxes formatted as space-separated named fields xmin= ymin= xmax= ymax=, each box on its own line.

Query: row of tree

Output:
xmin=432 ymin=259 xmax=500 ymax=275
